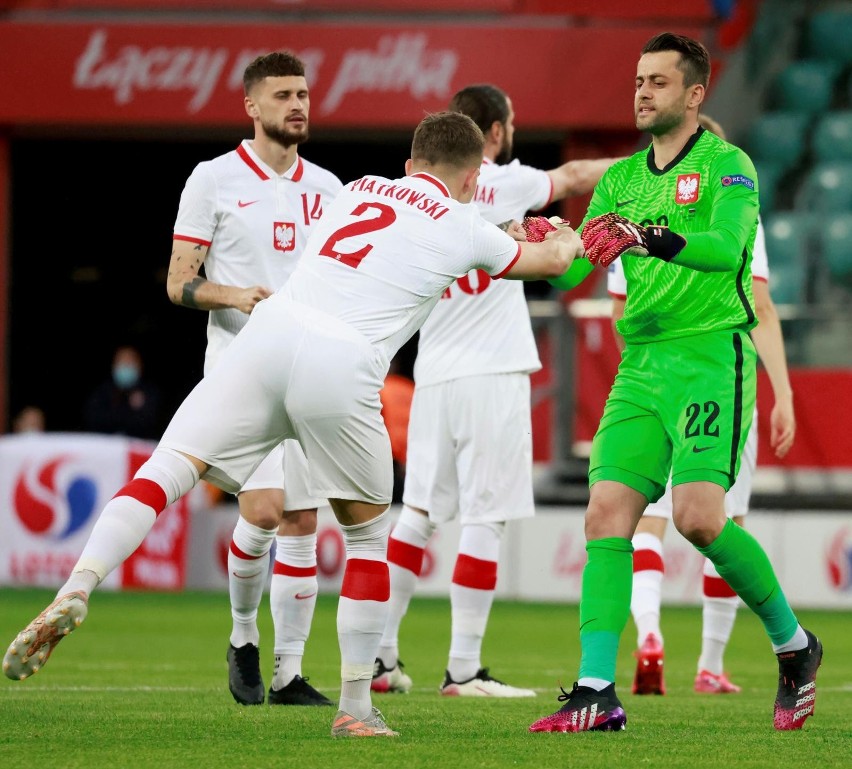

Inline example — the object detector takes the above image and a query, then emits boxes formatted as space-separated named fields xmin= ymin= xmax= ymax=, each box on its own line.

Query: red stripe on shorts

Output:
xmin=703 ymin=574 xmax=737 ymax=598
xmin=273 ymin=561 xmax=317 ymax=577
xmin=452 ymin=553 xmax=497 ymax=591
xmin=387 ymin=537 xmax=425 ymax=576
xmin=112 ymin=478 xmax=167 ymax=515
xmin=341 ymin=558 xmax=389 ymax=602
xmin=633 ymin=549 xmax=665 ymax=574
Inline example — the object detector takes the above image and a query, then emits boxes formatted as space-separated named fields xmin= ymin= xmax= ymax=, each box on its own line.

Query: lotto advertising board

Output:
xmin=0 ymin=434 xmax=195 ymax=591
xmin=2 ymin=434 xmax=849 ymax=609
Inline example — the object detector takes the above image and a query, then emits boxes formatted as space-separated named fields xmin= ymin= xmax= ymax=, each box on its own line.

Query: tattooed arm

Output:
xmin=166 ymin=238 xmax=272 ymax=314
xmin=497 ymin=219 xmax=527 ymax=242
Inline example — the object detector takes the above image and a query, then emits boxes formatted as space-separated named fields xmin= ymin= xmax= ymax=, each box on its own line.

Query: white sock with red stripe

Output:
xmin=631 ymin=531 xmax=665 ymax=647
xmin=378 ymin=505 xmax=436 ymax=668
xmin=338 ymin=510 xmax=390 ymax=720
xmin=270 ymin=532 xmax=318 ymax=689
xmin=447 ymin=521 xmax=503 ymax=682
xmin=229 ymin=516 xmax=276 ymax=648
xmin=698 ymin=557 xmax=739 ymax=675
xmin=60 ymin=449 xmax=198 ymax=597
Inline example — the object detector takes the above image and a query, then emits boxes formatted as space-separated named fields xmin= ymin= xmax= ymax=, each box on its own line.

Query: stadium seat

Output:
xmin=812 ymin=110 xmax=852 ymax=162
xmin=744 ymin=112 xmax=809 ymax=172
xmin=816 ymin=212 xmax=852 ymax=286
xmin=805 ymin=7 xmax=852 ymax=65
xmin=770 ymin=59 xmax=840 ymax=114
xmin=796 ymin=161 xmax=852 ymax=212
xmin=754 ymin=160 xmax=786 ymax=214
xmin=763 ymin=212 xmax=810 ymax=304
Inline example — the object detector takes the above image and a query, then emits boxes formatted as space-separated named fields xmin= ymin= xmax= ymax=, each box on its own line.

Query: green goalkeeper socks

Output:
xmin=698 ymin=519 xmax=799 ymax=646
xmin=578 ymin=537 xmax=633 ymax=682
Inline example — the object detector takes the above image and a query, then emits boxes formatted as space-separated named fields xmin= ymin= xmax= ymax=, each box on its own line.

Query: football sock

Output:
xmin=272 ymin=655 xmax=301 ymax=690
xmin=631 ymin=531 xmax=665 ymax=647
xmin=338 ymin=511 xmax=390 ymax=717
xmin=697 ymin=519 xmax=799 ymax=647
xmin=270 ymin=532 xmax=318 ymax=688
xmin=578 ymin=537 xmax=633 ymax=682
xmin=228 ymin=516 xmax=276 ymax=649
xmin=698 ymin=558 xmax=739 ymax=675
xmin=448 ymin=522 xmax=503 ymax=682
xmin=379 ymin=505 xmax=435 ymax=668
xmin=66 ymin=449 xmax=198 ymax=589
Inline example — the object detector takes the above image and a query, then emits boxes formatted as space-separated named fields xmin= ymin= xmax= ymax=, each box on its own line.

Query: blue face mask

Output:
xmin=113 ymin=364 xmax=140 ymax=390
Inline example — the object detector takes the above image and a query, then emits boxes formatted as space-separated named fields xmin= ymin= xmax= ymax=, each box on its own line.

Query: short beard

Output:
xmin=263 ymin=122 xmax=309 ymax=148
xmin=494 ymin=143 xmax=512 ymax=165
xmin=637 ymin=108 xmax=684 ymax=137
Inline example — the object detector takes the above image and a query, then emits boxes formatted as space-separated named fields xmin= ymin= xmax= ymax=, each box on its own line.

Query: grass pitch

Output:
xmin=0 ymin=588 xmax=849 ymax=768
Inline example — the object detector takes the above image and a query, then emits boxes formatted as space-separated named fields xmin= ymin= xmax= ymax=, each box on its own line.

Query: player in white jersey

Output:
xmin=373 ymin=83 xmax=618 ymax=698
xmin=607 ymin=114 xmax=796 ymax=696
xmin=167 ymin=52 xmax=342 ymax=708
xmin=3 ymin=110 xmax=584 ymax=739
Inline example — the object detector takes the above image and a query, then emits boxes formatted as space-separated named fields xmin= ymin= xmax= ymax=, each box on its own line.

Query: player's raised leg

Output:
xmin=4 ymin=449 xmax=201 ymax=680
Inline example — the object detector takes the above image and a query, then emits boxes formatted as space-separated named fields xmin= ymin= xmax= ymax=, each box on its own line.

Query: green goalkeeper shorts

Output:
xmin=589 ymin=329 xmax=756 ymax=503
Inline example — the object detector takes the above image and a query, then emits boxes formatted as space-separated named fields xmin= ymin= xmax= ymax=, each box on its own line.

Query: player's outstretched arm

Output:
xmin=547 ymin=157 xmax=622 ymax=201
xmin=504 ymin=225 xmax=583 ymax=281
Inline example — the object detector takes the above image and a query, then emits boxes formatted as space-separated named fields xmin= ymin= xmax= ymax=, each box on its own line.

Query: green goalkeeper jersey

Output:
xmin=564 ymin=127 xmax=760 ymax=344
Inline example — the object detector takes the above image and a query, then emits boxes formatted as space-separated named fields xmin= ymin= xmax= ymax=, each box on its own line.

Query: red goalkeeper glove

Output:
xmin=581 ymin=213 xmax=686 ymax=268
xmin=522 ymin=215 xmax=570 ymax=243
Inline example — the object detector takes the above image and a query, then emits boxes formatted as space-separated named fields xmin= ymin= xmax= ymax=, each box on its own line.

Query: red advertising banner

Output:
xmin=6 ymin=0 xmax=514 ymax=10
xmin=1 ymin=0 xmax=711 ymax=15
xmin=0 ymin=21 xmax=705 ymax=130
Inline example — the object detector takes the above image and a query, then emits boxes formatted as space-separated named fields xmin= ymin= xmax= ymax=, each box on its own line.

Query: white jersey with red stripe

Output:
xmin=279 ymin=171 xmax=522 ymax=365
xmin=412 ymin=158 xmax=553 ymax=387
xmin=607 ymin=217 xmax=769 ymax=297
xmin=173 ymin=139 xmax=343 ymax=364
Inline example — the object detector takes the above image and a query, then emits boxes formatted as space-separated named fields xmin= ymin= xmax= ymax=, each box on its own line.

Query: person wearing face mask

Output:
xmin=83 ymin=344 xmax=164 ymax=440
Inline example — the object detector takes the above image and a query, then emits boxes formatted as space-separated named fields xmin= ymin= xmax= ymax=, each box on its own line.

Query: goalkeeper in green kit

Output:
xmin=529 ymin=32 xmax=822 ymax=734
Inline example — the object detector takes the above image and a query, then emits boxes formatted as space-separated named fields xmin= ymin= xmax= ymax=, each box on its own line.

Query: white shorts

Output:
xmin=239 ymin=440 xmax=325 ymax=511
xmin=203 ymin=320 xmax=323 ymax=510
xmin=402 ymin=373 xmax=535 ymax=525
xmin=644 ymin=407 xmax=758 ymax=520
xmin=160 ymin=298 xmax=393 ymax=504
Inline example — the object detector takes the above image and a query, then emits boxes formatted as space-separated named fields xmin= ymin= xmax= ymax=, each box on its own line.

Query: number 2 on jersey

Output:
xmin=319 ymin=202 xmax=397 ymax=268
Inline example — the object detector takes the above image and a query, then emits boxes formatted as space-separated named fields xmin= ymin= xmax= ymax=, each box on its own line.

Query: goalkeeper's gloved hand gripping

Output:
xmin=581 ymin=212 xmax=686 ymax=268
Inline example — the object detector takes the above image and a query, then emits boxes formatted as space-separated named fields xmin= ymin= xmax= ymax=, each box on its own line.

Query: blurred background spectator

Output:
xmin=11 ymin=405 xmax=46 ymax=434
xmin=83 ymin=344 xmax=164 ymax=440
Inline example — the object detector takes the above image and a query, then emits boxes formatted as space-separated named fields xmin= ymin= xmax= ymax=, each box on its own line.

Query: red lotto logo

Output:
xmin=675 ymin=174 xmax=700 ymax=204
